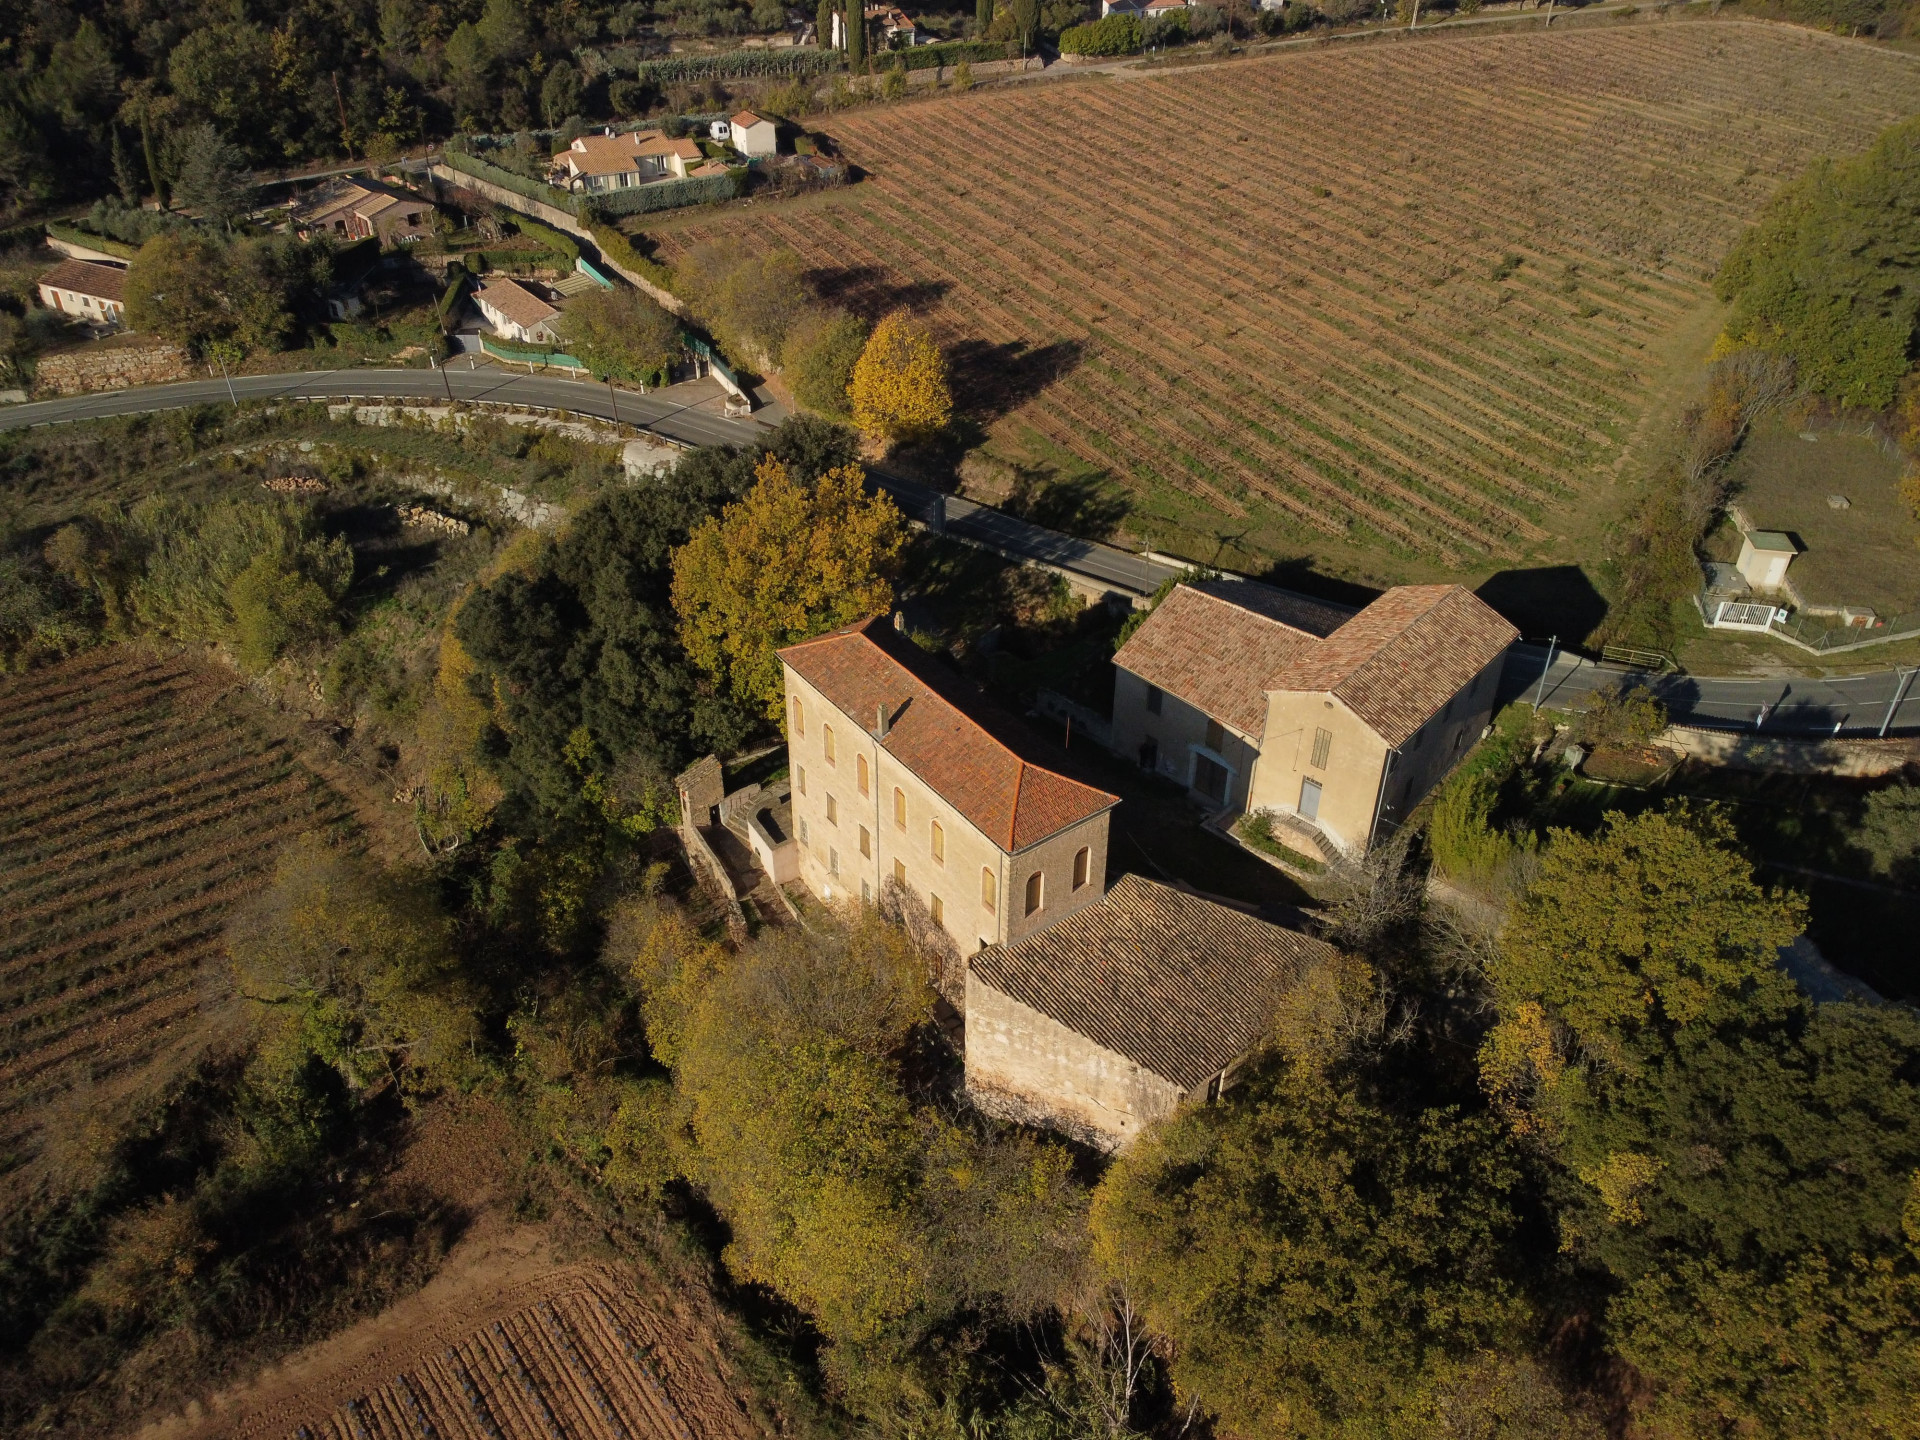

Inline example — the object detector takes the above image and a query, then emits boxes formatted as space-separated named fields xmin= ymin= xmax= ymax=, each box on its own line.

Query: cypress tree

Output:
xmin=817 ymin=0 xmax=835 ymax=46
xmin=847 ymin=1 xmax=865 ymax=68
xmin=976 ymin=0 xmax=994 ymax=34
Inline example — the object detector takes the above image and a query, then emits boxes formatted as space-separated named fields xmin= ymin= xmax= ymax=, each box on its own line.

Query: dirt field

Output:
xmin=0 ymin=646 xmax=349 ymax=1203
xmin=649 ymin=21 xmax=1920 ymax=579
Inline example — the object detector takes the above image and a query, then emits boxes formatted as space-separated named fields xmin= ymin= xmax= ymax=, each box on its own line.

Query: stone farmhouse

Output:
xmin=1112 ymin=580 xmax=1518 ymax=859
xmin=777 ymin=615 xmax=1340 ymax=1150
xmin=36 ymin=258 xmax=126 ymax=329
xmin=550 ymin=130 xmax=704 ymax=192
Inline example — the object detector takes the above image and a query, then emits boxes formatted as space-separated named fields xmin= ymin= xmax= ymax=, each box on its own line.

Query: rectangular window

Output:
xmin=862 ymin=879 xmax=872 ymax=904
xmin=981 ymin=867 xmax=996 ymax=913
xmin=859 ymin=824 xmax=871 ymax=859
xmin=1146 ymin=684 xmax=1163 ymax=715
xmin=800 ymin=816 xmax=810 ymax=843
xmin=791 ymin=697 xmax=804 ymax=736
xmin=1139 ymin=737 xmax=1158 ymax=772
xmin=930 ymin=893 xmax=943 ymax=926
xmin=797 ymin=766 xmax=806 ymax=796
xmin=1311 ymin=727 xmax=1332 ymax=769
xmin=1073 ymin=847 xmax=1091 ymax=890
xmin=857 ymin=753 xmax=870 ymax=796
xmin=826 ymin=793 xmax=838 ymax=826
xmin=893 ymin=858 xmax=906 ymax=886
xmin=823 ymin=724 xmax=835 ymax=764
xmin=1194 ymin=753 xmax=1230 ymax=804
xmin=893 ymin=787 xmax=906 ymax=829
xmin=930 ymin=819 xmax=945 ymax=865
xmin=829 ymin=848 xmax=839 ymax=876
xmin=1205 ymin=718 xmax=1226 ymax=753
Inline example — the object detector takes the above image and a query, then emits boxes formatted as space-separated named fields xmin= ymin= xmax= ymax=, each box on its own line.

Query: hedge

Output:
xmin=45 ymin=221 xmax=138 ymax=260
xmin=581 ymin=217 xmax=677 ymax=292
xmin=440 ymin=147 xmax=576 ymax=209
xmin=892 ymin=39 xmax=1017 ymax=71
xmin=504 ymin=212 xmax=581 ymax=262
xmin=1059 ymin=14 xmax=1142 ymax=54
xmin=597 ymin=46 xmax=844 ymax=86
xmin=586 ymin=168 xmax=748 ymax=217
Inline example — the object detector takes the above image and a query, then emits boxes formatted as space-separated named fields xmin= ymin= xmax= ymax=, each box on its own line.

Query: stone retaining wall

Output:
xmin=35 ymin=342 xmax=195 ymax=396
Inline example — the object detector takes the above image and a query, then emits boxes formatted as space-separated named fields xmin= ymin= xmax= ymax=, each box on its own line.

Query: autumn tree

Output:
xmin=850 ymin=309 xmax=952 ymax=446
xmin=670 ymin=453 xmax=905 ymax=721
xmin=1480 ymin=806 xmax=1920 ymax=1436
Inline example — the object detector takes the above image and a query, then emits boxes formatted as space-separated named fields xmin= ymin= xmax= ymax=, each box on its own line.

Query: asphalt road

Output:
xmin=7 ymin=368 xmax=1916 ymax=737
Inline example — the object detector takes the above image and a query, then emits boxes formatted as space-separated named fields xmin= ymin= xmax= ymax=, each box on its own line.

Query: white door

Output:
xmin=1299 ymin=776 xmax=1322 ymax=822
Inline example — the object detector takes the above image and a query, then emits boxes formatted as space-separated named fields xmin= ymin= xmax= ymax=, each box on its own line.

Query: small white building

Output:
xmin=710 ymin=119 xmax=732 ymax=142
xmin=1737 ymin=530 xmax=1797 ymax=592
xmin=473 ymin=278 xmax=561 ymax=346
xmin=38 ymin=259 xmax=127 ymax=329
xmin=729 ymin=110 xmax=779 ymax=159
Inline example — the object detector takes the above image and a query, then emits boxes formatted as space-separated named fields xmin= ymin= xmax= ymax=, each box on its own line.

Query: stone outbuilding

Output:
xmin=967 ymin=874 xmax=1334 ymax=1149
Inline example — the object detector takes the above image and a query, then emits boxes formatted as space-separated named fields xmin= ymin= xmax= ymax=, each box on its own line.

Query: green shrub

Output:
xmin=782 ymin=309 xmax=870 ymax=419
xmin=440 ymin=147 xmax=574 ymax=209
xmin=581 ymin=216 xmax=677 ymax=291
xmin=504 ymin=212 xmax=580 ymax=263
xmin=894 ymin=38 xmax=1015 ymax=70
xmin=1060 ymin=13 xmax=1143 ymax=54
xmin=226 ymin=548 xmax=344 ymax=672
xmin=587 ymin=168 xmax=747 ymax=218
xmin=1429 ymin=769 xmax=1526 ymax=887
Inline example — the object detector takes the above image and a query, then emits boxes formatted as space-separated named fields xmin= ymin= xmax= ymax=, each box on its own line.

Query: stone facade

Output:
xmin=964 ymin=971 xmax=1184 ymax=1150
xmin=34 ymin=341 xmax=194 ymax=396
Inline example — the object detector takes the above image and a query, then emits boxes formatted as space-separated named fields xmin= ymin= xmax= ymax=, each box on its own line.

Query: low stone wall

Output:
xmin=35 ymin=342 xmax=195 ymax=396
xmin=1661 ymin=724 xmax=1919 ymax=778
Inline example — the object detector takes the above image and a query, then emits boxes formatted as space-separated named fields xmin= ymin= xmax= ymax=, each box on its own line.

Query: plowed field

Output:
xmin=651 ymin=22 xmax=1920 ymax=571
xmin=0 ymin=647 xmax=348 ymax=1199
xmin=287 ymin=1277 xmax=756 ymax=1440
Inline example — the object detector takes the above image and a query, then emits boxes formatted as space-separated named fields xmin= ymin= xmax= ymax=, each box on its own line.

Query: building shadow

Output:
xmin=1250 ymin=556 xmax=1380 ymax=610
xmin=1476 ymin=565 xmax=1609 ymax=644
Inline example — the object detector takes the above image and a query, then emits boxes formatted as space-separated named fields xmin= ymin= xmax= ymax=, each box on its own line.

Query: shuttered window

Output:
xmin=1311 ymin=727 xmax=1332 ymax=769
xmin=930 ymin=820 xmax=945 ymax=864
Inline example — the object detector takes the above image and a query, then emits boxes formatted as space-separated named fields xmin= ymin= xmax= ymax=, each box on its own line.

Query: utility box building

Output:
xmin=1737 ymin=530 xmax=1797 ymax=592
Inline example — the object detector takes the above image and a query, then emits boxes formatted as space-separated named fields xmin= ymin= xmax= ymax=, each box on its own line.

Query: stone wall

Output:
xmin=964 ymin=970 xmax=1182 ymax=1151
xmin=35 ymin=342 xmax=195 ymax=396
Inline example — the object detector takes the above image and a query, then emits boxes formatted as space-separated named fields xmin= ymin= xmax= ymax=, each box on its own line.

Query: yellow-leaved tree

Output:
xmin=670 ymin=453 xmax=905 ymax=721
xmin=849 ymin=309 xmax=952 ymax=446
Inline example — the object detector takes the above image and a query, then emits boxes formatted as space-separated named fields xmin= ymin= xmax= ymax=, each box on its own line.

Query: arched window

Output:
xmin=823 ymin=724 xmax=836 ymax=763
xmin=857 ymin=753 xmax=870 ymax=796
xmin=1073 ymin=847 xmax=1091 ymax=890
xmin=981 ymin=867 xmax=996 ymax=913
xmin=1024 ymin=871 xmax=1044 ymax=917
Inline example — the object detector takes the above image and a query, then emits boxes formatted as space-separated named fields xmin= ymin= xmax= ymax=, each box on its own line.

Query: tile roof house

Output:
xmin=37 ymin=259 xmax=127 ymax=329
xmin=292 ymin=177 xmax=435 ymax=245
xmin=472 ymin=278 xmax=562 ymax=345
xmin=780 ymin=617 xmax=1119 ymax=948
xmin=728 ymin=110 xmax=779 ymax=158
xmin=1113 ymin=580 xmax=1517 ymax=856
xmin=968 ymin=874 xmax=1335 ymax=1148
xmin=550 ymin=130 xmax=704 ymax=192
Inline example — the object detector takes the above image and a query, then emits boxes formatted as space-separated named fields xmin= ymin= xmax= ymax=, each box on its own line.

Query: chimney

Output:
xmin=875 ymin=702 xmax=891 ymax=738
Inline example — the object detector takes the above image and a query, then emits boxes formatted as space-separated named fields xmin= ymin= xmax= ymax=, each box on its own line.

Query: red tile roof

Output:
xmin=972 ymin=874 xmax=1332 ymax=1089
xmin=780 ymin=617 xmax=1117 ymax=852
xmin=1267 ymin=585 xmax=1518 ymax=747
xmin=38 ymin=258 xmax=126 ymax=303
xmin=730 ymin=110 xmax=770 ymax=129
xmin=1112 ymin=580 xmax=1351 ymax=736
xmin=475 ymin=278 xmax=559 ymax=331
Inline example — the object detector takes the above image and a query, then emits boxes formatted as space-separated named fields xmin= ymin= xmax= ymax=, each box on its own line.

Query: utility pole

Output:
xmin=1879 ymin=666 xmax=1917 ymax=739
xmin=1531 ymin=635 xmax=1558 ymax=710
xmin=215 ymin=350 xmax=238 ymax=409
xmin=435 ymin=353 xmax=454 ymax=405
xmin=607 ymin=374 xmax=620 ymax=427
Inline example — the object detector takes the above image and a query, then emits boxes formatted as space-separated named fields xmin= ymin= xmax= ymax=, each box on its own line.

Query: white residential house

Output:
xmin=37 ymin=259 xmax=127 ymax=328
xmin=729 ymin=110 xmax=779 ymax=158
xmin=1101 ymin=0 xmax=1147 ymax=14
xmin=473 ymin=278 xmax=562 ymax=346
xmin=549 ymin=130 xmax=704 ymax=192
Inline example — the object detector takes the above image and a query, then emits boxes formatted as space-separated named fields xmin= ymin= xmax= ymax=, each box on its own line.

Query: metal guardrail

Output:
xmin=1600 ymin=645 xmax=1674 ymax=672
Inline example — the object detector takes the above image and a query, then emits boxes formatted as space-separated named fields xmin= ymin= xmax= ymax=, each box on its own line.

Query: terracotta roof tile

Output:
xmin=38 ymin=258 xmax=126 ymax=303
xmin=730 ymin=110 xmax=769 ymax=128
xmin=475 ymin=278 xmax=559 ymax=331
xmin=1112 ymin=580 xmax=1350 ymax=736
xmin=780 ymin=617 xmax=1117 ymax=852
xmin=1268 ymin=585 xmax=1518 ymax=747
xmin=971 ymin=875 xmax=1332 ymax=1089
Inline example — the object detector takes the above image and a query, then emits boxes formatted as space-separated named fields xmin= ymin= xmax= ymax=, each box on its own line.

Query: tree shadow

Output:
xmin=946 ymin=337 xmax=1084 ymax=423
xmin=800 ymin=264 xmax=951 ymax=322
xmin=1005 ymin=467 xmax=1131 ymax=544
xmin=1476 ymin=565 xmax=1609 ymax=644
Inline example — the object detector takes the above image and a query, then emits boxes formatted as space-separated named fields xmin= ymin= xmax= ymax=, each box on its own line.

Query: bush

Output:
xmin=1576 ymin=683 xmax=1668 ymax=750
xmin=782 ymin=309 xmax=871 ymax=419
xmin=581 ymin=216 xmax=677 ymax=290
xmin=441 ymin=146 xmax=574 ymax=209
xmin=504 ymin=212 xmax=580 ymax=263
xmin=1429 ymin=769 xmax=1526 ymax=887
xmin=894 ymin=38 xmax=1015 ymax=70
xmin=1059 ymin=13 xmax=1143 ymax=53
xmin=587 ymin=168 xmax=747 ymax=217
